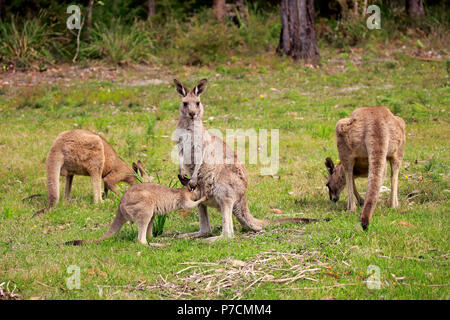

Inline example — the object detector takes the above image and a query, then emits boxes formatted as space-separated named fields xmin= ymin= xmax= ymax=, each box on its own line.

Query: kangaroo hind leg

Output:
xmin=137 ymin=211 xmax=153 ymax=245
xmin=98 ymin=210 xmax=127 ymax=242
xmin=65 ymin=175 xmax=74 ymax=199
xmin=389 ymin=157 xmax=401 ymax=208
xmin=343 ymin=159 xmax=356 ymax=211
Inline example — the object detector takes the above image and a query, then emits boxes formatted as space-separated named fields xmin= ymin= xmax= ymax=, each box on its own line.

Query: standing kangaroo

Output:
xmin=325 ymin=107 xmax=406 ymax=230
xmin=68 ymin=161 xmax=207 ymax=246
xmin=173 ymin=79 xmax=280 ymax=241
xmin=35 ymin=129 xmax=136 ymax=216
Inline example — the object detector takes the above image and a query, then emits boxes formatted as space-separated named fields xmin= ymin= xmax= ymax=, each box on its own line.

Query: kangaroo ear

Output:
xmin=134 ymin=160 xmax=151 ymax=183
xmin=174 ymin=79 xmax=188 ymax=97
xmin=178 ymin=174 xmax=190 ymax=187
xmin=192 ymin=78 xmax=207 ymax=96
xmin=325 ymin=157 xmax=335 ymax=175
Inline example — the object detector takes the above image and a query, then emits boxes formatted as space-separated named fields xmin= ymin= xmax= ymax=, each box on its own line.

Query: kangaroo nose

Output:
xmin=331 ymin=196 xmax=338 ymax=202
xmin=189 ymin=112 xmax=195 ymax=118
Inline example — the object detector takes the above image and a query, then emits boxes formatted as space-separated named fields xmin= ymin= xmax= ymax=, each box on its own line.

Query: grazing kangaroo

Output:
xmin=68 ymin=161 xmax=207 ymax=245
xmin=173 ymin=79 xmax=320 ymax=241
xmin=35 ymin=129 xmax=136 ymax=216
xmin=325 ymin=107 xmax=406 ymax=230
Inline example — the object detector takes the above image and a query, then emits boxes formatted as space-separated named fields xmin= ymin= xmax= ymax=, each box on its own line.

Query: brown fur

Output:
xmin=35 ymin=129 xmax=136 ymax=217
xmin=68 ymin=161 xmax=207 ymax=245
xmin=174 ymin=79 xmax=321 ymax=241
xmin=325 ymin=107 xmax=406 ymax=230
xmin=174 ymin=79 xmax=270 ymax=241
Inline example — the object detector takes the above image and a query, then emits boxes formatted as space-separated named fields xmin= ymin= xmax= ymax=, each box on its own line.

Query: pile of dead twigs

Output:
xmin=0 ymin=281 xmax=20 ymax=300
xmin=113 ymin=249 xmax=328 ymax=299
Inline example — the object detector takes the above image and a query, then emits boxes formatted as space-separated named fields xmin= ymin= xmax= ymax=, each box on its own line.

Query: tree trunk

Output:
xmin=405 ymin=0 xmax=424 ymax=17
xmin=278 ymin=0 xmax=320 ymax=65
xmin=213 ymin=0 xmax=226 ymax=20
xmin=85 ymin=0 xmax=94 ymax=39
xmin=0 ymin=0 xmax=5 ymax=22
xmin=147 ymin=0 xmax=155 ymax=23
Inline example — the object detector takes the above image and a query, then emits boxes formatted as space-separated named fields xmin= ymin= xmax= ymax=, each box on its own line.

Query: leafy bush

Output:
xmin=160 ymin=8 xmax=279 ymax=65
xmin=0 ymin=13 xmax=59 ymax=69
xmin=83 ymin=19 xmax=156 ymax=65
xmin=163 ymin=12 xmax=240 ymax=65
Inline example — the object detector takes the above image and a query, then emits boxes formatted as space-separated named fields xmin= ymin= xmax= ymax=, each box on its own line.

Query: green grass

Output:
xmin=0 ymin=45 xmax=449 ymax=300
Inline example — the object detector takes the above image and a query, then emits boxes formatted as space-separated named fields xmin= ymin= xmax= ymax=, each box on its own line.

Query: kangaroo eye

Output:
xmin=196 ymin=102 xmax=200 ymax=106
xmin=183 ymin=102 xmax=188 ymax=107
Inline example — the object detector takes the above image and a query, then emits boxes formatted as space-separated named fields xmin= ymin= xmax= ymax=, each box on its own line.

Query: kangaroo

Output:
xmin=35 ymin=129 xmax=136 ymax=217
xmin=173 ymin=79 xmax=322 ymax=241
xmin=68 ymin=161 xmax=207 ymax=246
xmin=325 ymin=107 xmax=406 ymax=230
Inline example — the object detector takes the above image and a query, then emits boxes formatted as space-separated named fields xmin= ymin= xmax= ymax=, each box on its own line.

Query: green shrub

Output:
xmin=0 ymin=13 xmax=58 ymax=69
xmin=164 ymin=13 xmax=240 ymax=65
xmin=83 ymin=19 xmax=156 ymax=65
xmin=161 ymin=8 xmax=279 ymax=66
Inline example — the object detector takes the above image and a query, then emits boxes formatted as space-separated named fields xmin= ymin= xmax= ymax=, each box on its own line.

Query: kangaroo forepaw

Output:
xmin=178 ymin=174 xmax=190 ymax=186
xmin=187 ymin=180 xmax=197 ymax=191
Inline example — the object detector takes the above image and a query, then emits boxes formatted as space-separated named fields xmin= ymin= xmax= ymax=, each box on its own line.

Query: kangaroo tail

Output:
xmin=233 ymin=197 xmax=331 ymax=231
xmin=65 ymin=239 xmax=94 ymax=246
xmin=34 ymin=151 xmax=64 ymax=218
xmin=270 ymin=217 xmax=331 ymax=225
xmin=361 ymin=152 xmax=387 ymax=230
xmin=66 ymin=209 xmax=127 ymax=246
xmin=233 ymin=196 xmax=270 ymax=232
xmin=46 ymin=151 xmax=64 ymax=207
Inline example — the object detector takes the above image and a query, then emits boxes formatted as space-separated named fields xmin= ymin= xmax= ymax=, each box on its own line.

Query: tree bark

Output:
xmin=85 ymin=0 xmax=94 ymax=39
xmin=0 ymin=0 xmax=5 ymax=22
xmin=405 ymin=0 xmax=424 ymax=17
xmin=147 ymin=0 xmax=155 ymax=22
xmin=213 ymin=0 xmax=226 ymax=20
xmin=278 ymin=0 xmax=320 ymax=65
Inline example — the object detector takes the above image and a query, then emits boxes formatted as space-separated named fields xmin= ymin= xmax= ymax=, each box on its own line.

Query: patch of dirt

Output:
xmin=0 ymin=64 xmax=172 ymax=88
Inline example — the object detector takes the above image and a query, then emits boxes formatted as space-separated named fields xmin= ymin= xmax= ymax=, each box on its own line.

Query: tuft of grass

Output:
xmin=146 ymin=115 xmax=155 ymax=142
xmin=152 ymin=215 xmax=166 ymax=237
xmin=125 ymin=133 xmax=138 ymax=157
xmin=424 ymin=158 xmax=437 ymax=172
xmin=2 ymin=205 xmax=17 ymax=219
xmin=315 ymin=125 xmax=332 ymax=139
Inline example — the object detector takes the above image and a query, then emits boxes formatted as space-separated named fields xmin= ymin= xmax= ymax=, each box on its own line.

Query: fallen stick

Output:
xmin=275 ymin=283 xmax=360 ymax=290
